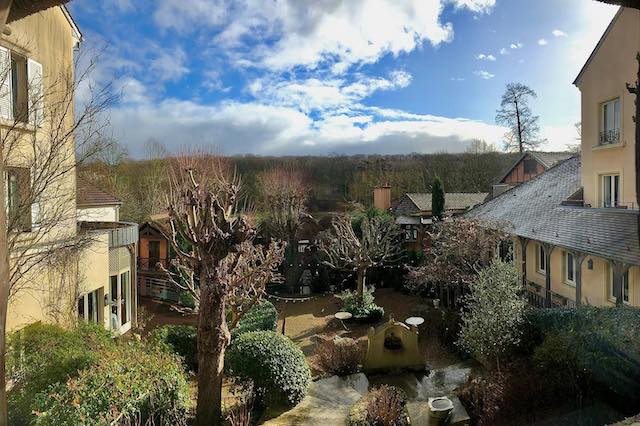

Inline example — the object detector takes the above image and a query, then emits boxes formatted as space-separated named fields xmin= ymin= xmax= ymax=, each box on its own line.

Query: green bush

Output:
xmin=7 ymin=323 xmax=113 ymax=425
xmin=226 ymin=331 xmax=311 ymax=408
xmin=151 ymin=301 xmax=278 ymax=372
xmin=336 ymin=288 xmax=384 ymax=323
xmin=231 ymin=300 xmax=278 ymax=338
xmin=150 ymin=325 xmax=198 ymax=371
xmin=33 ymin=341 xmax=190 ymax=426
xmin=348 ymin=385 xmax=408 ymax=426
xmin=526 ymin=306 xmax=640 ymax=402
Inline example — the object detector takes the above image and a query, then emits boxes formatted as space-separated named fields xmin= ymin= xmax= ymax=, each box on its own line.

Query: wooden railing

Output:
xmin=526 ymin=282 xmax=576 ymax=309
xmin=138 ymin=257 xmax=169 ymax=272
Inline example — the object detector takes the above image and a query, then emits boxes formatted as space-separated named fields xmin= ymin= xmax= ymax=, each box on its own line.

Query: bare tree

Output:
xmin=163 ymin=154 xmax=284 ymax=426
xmin=0 ymin=48 xmax=115 ymax=423
xmin=320 ymin=215 xmax=402 ymax=302
xmin=466 ymin=139 xmax=497 ymax=154
xmin=258 ymin=167 xmax=309 ymax=292
xmin=496 ymin=83 xmax=545 ymax=153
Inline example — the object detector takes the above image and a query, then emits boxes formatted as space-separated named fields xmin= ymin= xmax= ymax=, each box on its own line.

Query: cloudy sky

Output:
xmin=70 ymin=0 xmax=619 ymax=157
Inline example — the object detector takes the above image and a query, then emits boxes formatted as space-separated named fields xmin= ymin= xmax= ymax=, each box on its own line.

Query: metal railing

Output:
xmin=526 ymin=282 xmax=576 ymax=309
xmin=599 ymin=129 xmax=620 ymax=145
xmin=139 ymin=275 xmax=180 ymax=303
xmin=138 ymin=257 xmax=169 ymax=272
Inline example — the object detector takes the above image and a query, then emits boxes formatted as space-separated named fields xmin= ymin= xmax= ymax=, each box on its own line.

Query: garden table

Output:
xmin=334 ymin=311 xmax=352 ymax=330
xmin=405 ymin=316 xmax=425 ymax=328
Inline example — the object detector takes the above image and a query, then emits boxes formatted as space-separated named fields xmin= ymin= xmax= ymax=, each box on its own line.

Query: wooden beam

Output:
xmin=572 ymin=252 xmax=587 ymax=307
xmin=542 ymin=243 xmax=555 ymax=307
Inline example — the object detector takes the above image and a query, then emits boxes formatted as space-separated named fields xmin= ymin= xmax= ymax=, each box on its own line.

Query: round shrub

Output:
xmin=33 ymin=341 xmax=190 ymax=426
xmin=225 ymin=331 xmax=311 ymax=408
xmin=231 ymin=300 xmax=278 ymax=338
xmin=151 ymin=325 xmax=198 ymax=371
xmin=7 ymin=323 xmax=113 ymax=425
xmin=314 ymin=337 xmax=362 ymax=376
xmin=336 ymin=289 xmax=385 ymax=324
xmin=348 ymin=385 xmax=408 ymax=426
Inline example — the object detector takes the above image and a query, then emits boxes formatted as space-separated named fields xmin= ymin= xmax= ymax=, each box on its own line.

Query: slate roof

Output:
xmin=393 ymin=192 xmax=488 ymax=216
xmin=76 ymin=178 xmax=121 ymax=207
xmin=497 ymin=151 xmax=574 ymax=184
xmin=466 ymin=156 xmax=640 ymax=266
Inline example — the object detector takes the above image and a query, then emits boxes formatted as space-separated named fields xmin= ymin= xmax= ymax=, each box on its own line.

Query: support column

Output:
xmin=611 ymin=261 xmax=630 ymax=307
xmin=542 ymin=243 xmax=555 ymax=307
xmin=519 ymin=237 xmax=529 ymax=286
xmin=572 ymin=252 xmax=587 ymax=307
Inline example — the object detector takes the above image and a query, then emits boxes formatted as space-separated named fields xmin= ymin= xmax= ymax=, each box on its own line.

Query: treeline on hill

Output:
xmin=80 ymin=151 xmax=520 ymax=224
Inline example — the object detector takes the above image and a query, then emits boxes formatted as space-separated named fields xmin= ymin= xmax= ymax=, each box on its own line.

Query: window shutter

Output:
xmin=27 ymin=59 xmax=43 ymax=127
xmin=30 ymin=168 xmax=40 ymax=232
xmin=0 ymin=47 xmax=12 ymax=120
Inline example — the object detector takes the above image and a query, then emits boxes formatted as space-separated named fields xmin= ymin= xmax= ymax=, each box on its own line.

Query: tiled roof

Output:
xmin=76 ymin=178 xmax=121 ymax=207
xmin=394 ymin=192 xmax=488 ymax=216
xmin=466 ymin=156 xmax=640 ymax=266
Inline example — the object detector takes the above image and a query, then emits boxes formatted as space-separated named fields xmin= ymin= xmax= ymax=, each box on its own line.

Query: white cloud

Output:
xmin=475 ymin=53 xmax=496 ymax=61
xmin=149 ymin=47 xmax=189 ymax=82
xmin=153 ymin=0 xmax=497 ymax=72
xmin=552 ymin=29 xmax=568 ymax=37
xmin=499 ymin=47 xmax=509 ymax=55
xmin=474 ymin=70 xmax=495 ymax=80
xmin=510 ymin=42 xmax=523 ymax=49
xmin=538 ymin=38 xmax=548 ymax=46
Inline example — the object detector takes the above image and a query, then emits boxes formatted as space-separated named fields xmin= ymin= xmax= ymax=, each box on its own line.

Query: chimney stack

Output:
xmin=373 ymin=184 xmax=391 ymax=211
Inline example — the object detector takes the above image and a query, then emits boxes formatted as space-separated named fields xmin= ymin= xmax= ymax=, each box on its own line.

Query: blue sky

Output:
xmin=69 ymin=0 xmax=619 ymax=157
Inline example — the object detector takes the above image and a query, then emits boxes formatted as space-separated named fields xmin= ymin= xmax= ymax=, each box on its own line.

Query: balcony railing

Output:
xmin=138 ymin=257 xmax=169 ymax=272
xmin=526 ymin=282 xmax=576 ymax=309
xmin=599 ymin=129 xmax=620 ymax=145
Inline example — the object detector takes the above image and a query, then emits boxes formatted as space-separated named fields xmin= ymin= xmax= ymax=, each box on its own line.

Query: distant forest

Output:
xmin=82 ymin=151 xmax=521 ymax=223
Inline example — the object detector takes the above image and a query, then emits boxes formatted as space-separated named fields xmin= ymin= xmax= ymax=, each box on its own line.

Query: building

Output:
xmin=492 ymin=151 xmax=573 ymax=198
xmin=1 ymin=4 xmax=138 ymax=333
xmin=467 ymin=6 xmax=640 ymax=308
xmin=374 ymin=186 xmax=487 ymax=251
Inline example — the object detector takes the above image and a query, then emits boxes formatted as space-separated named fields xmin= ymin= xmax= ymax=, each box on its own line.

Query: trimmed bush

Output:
xmin=348 ymin=385 xmax=408 ymax=426
xmin=33 ymin=341 xmax=190 ymax=426
xmin=150 ymin=324 xmax=198 ymax=371
xmin=151 ymin=301 xmax=278 ymax=372
xmin=7 ymin=323 xmax=113 ymax=425
xmin=314 ymin=337 xmax=362 ymax=376
xmin=231 ymin=300 xmax=278 ymax=338
xmin=526 ymin=306 xmax=640 ymax=403
xmin=226 ymin=331 xmax=311 ymax=408
xmin=336 ymin=288 xmax=384 ymax=323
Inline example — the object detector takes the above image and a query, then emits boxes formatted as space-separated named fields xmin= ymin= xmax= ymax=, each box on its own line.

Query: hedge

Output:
xmin=231 ymin=300 xmax=278 ymax=338
xmin=225 ymin=331 xmax=311 ymax=408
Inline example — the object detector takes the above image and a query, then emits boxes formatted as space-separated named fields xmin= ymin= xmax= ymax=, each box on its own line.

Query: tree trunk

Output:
xmin=514 ymin=99 xmax=523 ymax=153
xmin=0 ymin=141 xmax=9 ymax=426
xmin=195 ymin=281 xmax=230 ymax=426
xmin=356 ymin=267 xmax=366 ymax=302
xmin=284 ymin=241 xmax=300 ymax=294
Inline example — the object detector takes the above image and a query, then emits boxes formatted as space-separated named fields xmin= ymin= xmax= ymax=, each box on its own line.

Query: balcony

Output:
xmin=138 ymin=257 xmax=169 ymax=272
xmin=79 ymin=221 xmax=139 ymax=248
xmin=599 ymin=129 xmax=620 ymax=146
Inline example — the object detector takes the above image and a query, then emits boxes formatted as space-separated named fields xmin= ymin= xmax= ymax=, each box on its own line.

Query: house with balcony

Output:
xmin=0 ymin=4 xmax=138 ymax=334
xmin=467 ymin=6 xmax=640 ymax=308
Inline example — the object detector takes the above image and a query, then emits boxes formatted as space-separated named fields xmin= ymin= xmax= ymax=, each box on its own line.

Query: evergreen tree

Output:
xmin=432 ymin=177 xmax=445 ymax=221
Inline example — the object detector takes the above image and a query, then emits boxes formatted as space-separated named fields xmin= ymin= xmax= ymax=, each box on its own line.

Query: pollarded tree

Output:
xmin=320 ymin=215 xmax=403 ymax=302
xmin=164 ymin=155 xmax=284 ymax=426
xmin=432 ymin=177 xmax=445 ymax=221
xmin=495 ymin=83 xmax=545 ymax=153
xmin=457 ymin=259 xmax=527 ymax=371
xmin=258 ymin=167 xmax=309 ymax=291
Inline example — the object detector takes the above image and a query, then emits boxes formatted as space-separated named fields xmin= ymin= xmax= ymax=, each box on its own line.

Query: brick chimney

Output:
xmin=373 ymin=185 xmax=391 ymax=211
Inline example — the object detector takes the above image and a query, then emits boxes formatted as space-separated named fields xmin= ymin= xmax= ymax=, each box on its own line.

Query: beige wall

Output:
xmin=77 ymin=206 xmax=120 ymax=223
xmin=578 ymin=8 xmax=640 ymax=209
xmin=518 ymin=240 xmax=639 ymax=307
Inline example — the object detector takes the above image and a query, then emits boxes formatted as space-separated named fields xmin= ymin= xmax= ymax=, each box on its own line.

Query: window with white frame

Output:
xmin=0 ymin=46 xmax=43 ymax=125
xmin=78 ymin=288 xmax=101 ymax=324
xmin=536 ymin=244 xmax=547 ymax=274
xmin=607 ymin=267 xmax=630 ymax=304
xmin=403 ymin=225 xmax=418 ymax=241
xmin=600 ymin=98 xmax=621 ymax=145
xmin=601 ymin=174 xmax=620 ymax=208
xmin=564 ymin=251 xmax=575 ymax=285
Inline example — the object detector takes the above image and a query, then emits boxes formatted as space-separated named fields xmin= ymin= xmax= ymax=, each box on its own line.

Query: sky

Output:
xmin=69 ymin=0 xmax=620 ymax=158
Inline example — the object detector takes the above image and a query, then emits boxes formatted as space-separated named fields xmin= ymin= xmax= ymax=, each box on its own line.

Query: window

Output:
xmin=607 ymin=267 xmax=630 ymax=304
xmin=600 ymin=98 xmax=621 ymax=145
xmin=602 ymin=174 xmax=620 ymax=208
xmin=403 ymin=225 xmax=418 ymax=241
xmin=564 ymin=251 xmax=575 ymax=284
xmin=10 ymin=53 xmax=27 ymax=123
xmin=536 ymin=244 xmax=547 ymax=274
xmin=6 ymin=167 xmax=31 ymax=232
xmin=78 ymin=289 xmax=101 ymax=324
xmin=523 ymin=158 xmax=537 ymax=175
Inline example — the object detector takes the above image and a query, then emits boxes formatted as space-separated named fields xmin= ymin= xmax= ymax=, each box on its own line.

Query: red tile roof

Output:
xmin=76 ymin=177 xmax=121 ymax=207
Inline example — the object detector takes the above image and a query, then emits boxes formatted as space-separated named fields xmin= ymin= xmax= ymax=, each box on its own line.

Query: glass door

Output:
xmin=110 ymin=271 xmax=132 ymax=334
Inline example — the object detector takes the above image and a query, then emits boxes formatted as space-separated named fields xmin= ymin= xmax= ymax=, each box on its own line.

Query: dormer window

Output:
xmin=600 ymin=98 xmax=620 ymax=145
